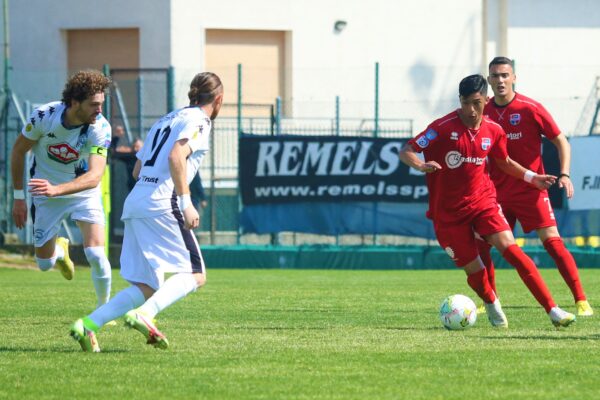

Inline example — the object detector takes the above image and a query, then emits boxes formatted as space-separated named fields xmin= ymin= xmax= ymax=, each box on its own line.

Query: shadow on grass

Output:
xmin=480 ymin=334 xmax=600 ymax=341
xmin=0 ymin=345 xmax=129 ymax=353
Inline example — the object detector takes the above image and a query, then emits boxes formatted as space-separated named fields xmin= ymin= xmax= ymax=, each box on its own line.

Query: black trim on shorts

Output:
xmin=170 ymin=191 xmax=204 ymax=273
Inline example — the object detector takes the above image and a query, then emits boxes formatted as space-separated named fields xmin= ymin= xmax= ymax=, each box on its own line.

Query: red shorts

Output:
xmin=434 ymin=204 xmax=510 ymax=267
xmin=499 ymin=192 xmax=557 ymax=233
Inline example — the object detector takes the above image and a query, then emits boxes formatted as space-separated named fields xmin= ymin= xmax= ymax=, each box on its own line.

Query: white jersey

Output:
xmin=22 ymin=101 xmax=112 ymax=199
xmin=122 ymin=106 xmax=211 ymax=219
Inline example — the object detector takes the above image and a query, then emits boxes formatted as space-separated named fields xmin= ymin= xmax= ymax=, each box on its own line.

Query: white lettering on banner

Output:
xmin=256 ymin=142 xmax=280 ymax=177
xmin=569 ymin=136 xmax=600 ymax=210
xmin=254 ymin=182 xmax=429 ymax=200
xmin=279 ymin=141 xmax=303 ymax=176
xmin=254 ymin=140 xmax=402 ymax=177
xmin=300 ymin=142 xmax=334 ymax=175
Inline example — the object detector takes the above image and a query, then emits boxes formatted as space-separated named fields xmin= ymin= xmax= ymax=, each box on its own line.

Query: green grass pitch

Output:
xmin=1 ymin=261 xmax=600 ymax=399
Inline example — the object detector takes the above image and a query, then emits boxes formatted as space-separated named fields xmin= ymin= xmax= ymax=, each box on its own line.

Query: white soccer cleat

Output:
xmin=549 ymin=307 xmax=576 ymax=328
xmin=484 ymin=299 xmax=508 ymax=328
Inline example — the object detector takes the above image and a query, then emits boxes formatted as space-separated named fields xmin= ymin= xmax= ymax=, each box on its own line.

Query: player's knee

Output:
xmin=84 ymin=247 xmax=111 ymax=273
xmin=36 ymin=256 xmax=55 ymax=272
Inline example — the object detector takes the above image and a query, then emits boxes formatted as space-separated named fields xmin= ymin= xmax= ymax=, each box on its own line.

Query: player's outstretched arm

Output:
xmin=550 ymin=134 xmax=574 ymax=198
xmin=10 ymin=134 xmax=36 ymax=228
xmin=28 ymin=153 xmax=108 ymax=197
xmin=493 ymin=156 xmax=556 ymax=190
xmin=169 ymin=139 xmax=199 ymax=230
xmin=399 ymin=143 xmax=442 ymax=173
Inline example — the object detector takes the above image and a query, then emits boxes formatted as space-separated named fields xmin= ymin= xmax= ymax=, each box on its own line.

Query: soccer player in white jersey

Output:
xmin=70 ymin=72 xmax=224 ymax=352
xmin=11 ymin=70 xmax=113 ymax=311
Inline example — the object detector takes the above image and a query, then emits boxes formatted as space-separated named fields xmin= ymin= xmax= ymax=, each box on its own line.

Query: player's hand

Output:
xmin=28 ymin=178 xmax=60 ymax=197
xmin=531 ymin=174 xmax=556 ymax=191
xmin=558 ymin=175 xmax=574 ymax=199
xmin=182 ymin=205 xmax=200 ymax=230
xmin=12 ymin=199 xmax=28 ymax=229
xmin=419 ymin=161 xmax=442 ymax=173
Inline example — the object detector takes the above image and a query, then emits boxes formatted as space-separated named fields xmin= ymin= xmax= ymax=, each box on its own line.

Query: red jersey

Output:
xmin=484 ymin=93 xmax=561 ymax=201
xmin=408 ymin=111 xmax=508 ymax=224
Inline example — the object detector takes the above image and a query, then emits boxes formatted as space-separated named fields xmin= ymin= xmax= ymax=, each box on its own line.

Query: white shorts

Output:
xmin=32 ymin=195 xmax=105 ymax=247
xmin=120 ymin=213 xmax=205 ymax=290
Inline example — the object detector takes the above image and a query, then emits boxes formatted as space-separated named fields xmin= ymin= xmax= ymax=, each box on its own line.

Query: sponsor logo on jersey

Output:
xmin=34 ymin=229 xmax=45 ymax=242
xmin=444 ymin=246 xmax=457 ymax=260
xmin=30 ymin=117 xmax=36 ymax=127
xmin=139 ymin=175 xmax=159 ymax=184
xmin=509 ymin=113 xmax=521 ymax=126
xmin=48 ymin=106 xmax=55 ymax=115
xmin=416 ymin=136 xmax=429 ymax=148
xmin=450 ymin=132 xmax=459 ymax=140
xmin=507 ymin=132 xmax=522 ymax=140
xmin=46 ymin=132 xmax=56 ymax=138
xmin=47 ymin=143 xmax=79 ymax=164
xmin=425 ymin=128 xmax=438 ymax=140
xmin=37 ymin=110 xmax=45 ymax=120
xmin=445 ymin=151 xmax=484 ymax=169
xmin=25 ymin=123 xmax=33 ymax=132
xmin=481 ymin=137 xmax=491 ymax=150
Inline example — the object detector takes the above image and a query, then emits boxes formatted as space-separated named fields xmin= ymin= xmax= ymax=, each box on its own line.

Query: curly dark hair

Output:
xmin=188 ymin=72 xmax=223 ymax=106
xmin=61 ymin=70 xmax=111 ymax=105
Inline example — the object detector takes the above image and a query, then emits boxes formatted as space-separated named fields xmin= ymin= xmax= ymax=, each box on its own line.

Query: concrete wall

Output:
xmin=2 ymin=0 xmax=600 ymax=134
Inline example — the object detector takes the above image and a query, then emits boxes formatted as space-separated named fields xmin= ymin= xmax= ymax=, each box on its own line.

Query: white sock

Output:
xmin=84 ymin=246 xmax=112 ymax=307
xmin=54 ymin=243 xmax=64 ymax=260
xmin=35 ymin=256 xmax=57 ymax=272
xmin=138 ymin=273 xmax=198 ymax=319
xmin=88 ymin=286 xmax=146 ymax=328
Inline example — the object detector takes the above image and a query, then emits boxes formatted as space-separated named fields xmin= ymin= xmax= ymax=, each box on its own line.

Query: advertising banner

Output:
xmin=239 ymin=134 xmax=428 ymax=205
xmin=569 ymin=136 xmax=600 ymax=210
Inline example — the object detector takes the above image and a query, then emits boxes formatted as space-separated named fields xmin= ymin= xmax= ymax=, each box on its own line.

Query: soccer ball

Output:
xmin=439 ymin=294 xmax=477 ymax=330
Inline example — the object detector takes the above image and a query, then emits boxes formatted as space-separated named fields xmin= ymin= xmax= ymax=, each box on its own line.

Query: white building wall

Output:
xmin=2 ymin=0 xmax=600 ymax=134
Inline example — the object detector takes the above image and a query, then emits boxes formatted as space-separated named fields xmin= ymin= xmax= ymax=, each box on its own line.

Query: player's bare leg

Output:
xmin=537 ymin=226 xmax=592 ymax=316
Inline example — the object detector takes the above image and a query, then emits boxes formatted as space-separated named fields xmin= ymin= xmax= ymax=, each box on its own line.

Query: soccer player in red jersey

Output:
xmin=480 ymin=56 xmax=593 ymax=317
xmin=399 ymin=74 xmax=576 ymax=328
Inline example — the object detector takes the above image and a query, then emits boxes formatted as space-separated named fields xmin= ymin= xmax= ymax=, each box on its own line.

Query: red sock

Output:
xmin=476 ymin=238 xmax=496 ymax=295
xmin=543 ymin=237 xmax=586 ymax=302
xmin=502 ymin=244 xmax=555 ymax=313
xmin=466 ymin=268 xmax=496 ymax=303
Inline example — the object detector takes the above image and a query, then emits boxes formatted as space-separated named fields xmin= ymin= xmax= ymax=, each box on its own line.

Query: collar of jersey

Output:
xmin=60 ymin=107 xmax=86 ymax=130
xmin=493 ymin=92 xmax=519 ymax=109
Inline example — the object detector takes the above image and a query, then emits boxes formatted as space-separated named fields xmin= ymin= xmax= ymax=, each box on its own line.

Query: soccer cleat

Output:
xmin=55 ymin=237 xmax=74 ymax=280
xmin=484 ymin=299 xmax=508 ymax=328
xmin=70 ymin=319 xmax=100 ymax=352
xmin=576 ymin=300 xmax=594 ymax=317
xmin=549 ymin=307 xmax=576 ymax=328
xmin=124 ymin=310 xmax=169 ymax=350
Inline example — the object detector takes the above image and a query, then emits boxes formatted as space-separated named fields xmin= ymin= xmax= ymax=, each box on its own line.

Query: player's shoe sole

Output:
xmin=576 ymin=300 xmax=594 ymax=317
xmin=69 ymin=319 xmax=100 ymax=352
xmin=55 ymin=237 xmax=74 ymax=280
xmin=124 ymin=310 xmax=169 ymax=350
